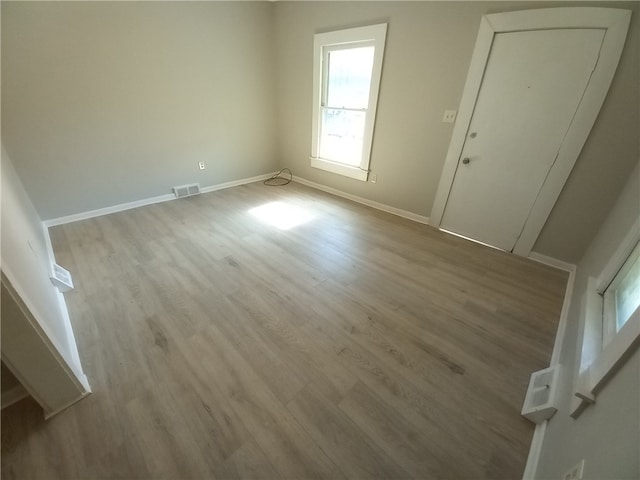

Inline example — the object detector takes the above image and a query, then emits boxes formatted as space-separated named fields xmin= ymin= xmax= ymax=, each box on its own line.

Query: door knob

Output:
xmin=462 ymin=157 xmax=471 ymax=165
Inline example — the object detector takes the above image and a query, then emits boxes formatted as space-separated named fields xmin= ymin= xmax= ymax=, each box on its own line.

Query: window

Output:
xmin=571 ymin=228 xmax=640 ymax=418
xmin=310 ymin=24 xmax=387 ymax=181
xmin=602 ymin=241 xmax=640 ymax=345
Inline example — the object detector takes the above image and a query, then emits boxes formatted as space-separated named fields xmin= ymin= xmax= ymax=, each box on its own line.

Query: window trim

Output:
xmin=571 ymin=217 xmax=640 ymax=417
xmin=310 ymin=23 xmax=387 ymax=182
xmin=600 ymin=239 xmax=640 ymax=345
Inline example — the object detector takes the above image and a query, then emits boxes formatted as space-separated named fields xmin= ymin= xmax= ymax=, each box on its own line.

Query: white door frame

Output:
xmin=429 ymin=8 xmax=631 ymax=256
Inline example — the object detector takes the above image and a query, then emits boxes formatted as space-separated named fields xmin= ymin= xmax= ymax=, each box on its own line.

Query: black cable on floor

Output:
xmin=264 ymin=168 xmax=292 ymax=186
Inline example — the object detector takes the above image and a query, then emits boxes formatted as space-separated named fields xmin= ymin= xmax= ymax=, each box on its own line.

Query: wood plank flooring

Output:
xmin=1 ymin=181 xmax=568 ymax=479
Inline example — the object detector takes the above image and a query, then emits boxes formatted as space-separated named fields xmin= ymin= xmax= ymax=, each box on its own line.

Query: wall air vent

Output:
xmin=172 ymin=183 xmax=200 ymax=199
xmin=50 ymin=263 xmax=74 ymax=292
xmin=521 ymin=365 xmax=560 ymax=424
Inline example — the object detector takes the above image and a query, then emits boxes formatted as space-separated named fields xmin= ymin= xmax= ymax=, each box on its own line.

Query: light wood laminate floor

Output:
xmin=2 ymin=181 xmax=568 ymax=479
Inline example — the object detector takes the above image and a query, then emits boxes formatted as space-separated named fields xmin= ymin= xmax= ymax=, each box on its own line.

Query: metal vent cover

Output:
xmin=173 ymin=183 xmax=200 ymax=198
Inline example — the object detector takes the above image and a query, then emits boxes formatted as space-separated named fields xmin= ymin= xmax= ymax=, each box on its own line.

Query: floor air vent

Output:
xmin=173 ymin=183 xmax=200 ymax=198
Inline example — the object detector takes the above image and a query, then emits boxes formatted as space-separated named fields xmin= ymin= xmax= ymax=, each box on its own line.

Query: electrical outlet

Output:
xmin=370 ymin=173 xmax=377 ymax=183
xmin=563 ymin=460 xmax=585 ymax=480
xmin=442 ymin=110 xmax=457 ymax=123
xmin=198 ymin=162 xmax=206 ymax=170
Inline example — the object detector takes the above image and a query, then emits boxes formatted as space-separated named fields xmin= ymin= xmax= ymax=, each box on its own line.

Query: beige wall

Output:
xmin=274 ymin=1 xmax=639 ymax=263
xmin=275 ymin=1 xmax=479 ymax=218
xmin=2 ymin=1 xmax=638 ymax=262
xmin=1 ymin=1 xmax=278 ymax=220
xmin=534 ymin=3 xmax=640 ymax=262
xmin=535 ymin=160 xmax=639 ymax=479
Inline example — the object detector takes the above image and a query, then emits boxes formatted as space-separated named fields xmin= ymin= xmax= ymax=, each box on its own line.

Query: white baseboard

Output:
xmin=42 ymin=223 xmax=92 ymax=393
xmin=528 ymin=252 xmax=576 ymax=273
xmin=522 ymin=420 xmax=548 ymax=480
xmin=199 ymin=172 xmax=276 ymax=194
xmin=292 ymin=175 xmax=430 ymax=225
xmin=549 ymin=266 xmax=576 ymax=368
xmin=44 ymin=390 xmax=92 ymax=420
xmin=44 ymin=193 xmax=175 ymax=227
xmin=522 ymin=253 xmax=577 ymax=479
xmin=528 ymin=251 xmax=577 ymax=366
xmin=1 ymin=383 xmax=30 ymax=410
xmin=43 ymin=172 xmax=278 ymax=227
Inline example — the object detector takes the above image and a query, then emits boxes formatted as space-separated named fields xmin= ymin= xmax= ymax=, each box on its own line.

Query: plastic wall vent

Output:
xmin=173 ymin=183 xmax=200 ymax=198
xmin=521 ymin=365 xmax=559 ymax=424
xmin=50 ymin=263 xmax=74 ymax=293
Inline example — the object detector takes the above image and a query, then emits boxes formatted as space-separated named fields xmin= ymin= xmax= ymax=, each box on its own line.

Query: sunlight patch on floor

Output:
xmin=249 ymin=201 xmax=315 ymax=230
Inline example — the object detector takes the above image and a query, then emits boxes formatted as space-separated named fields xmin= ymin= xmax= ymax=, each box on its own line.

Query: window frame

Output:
xmin=310 ymin=24 xmax=387 ymax=182
xmin=601 ymin=240 xmax=640 ymax=345
xmin=571 ymin=219 xmax=640 ymax=417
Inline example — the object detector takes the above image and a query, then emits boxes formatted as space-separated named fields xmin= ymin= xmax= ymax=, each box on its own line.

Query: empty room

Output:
xmin=1 ymin=1 xmax=638 ymax=479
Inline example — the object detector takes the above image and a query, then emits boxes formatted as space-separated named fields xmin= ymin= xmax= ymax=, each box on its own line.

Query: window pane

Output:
xmin=614 ymin=251 xmax=640 ymax=330
xmin=319 ymin=108 xmax=365 ymax=166
xmin=326 ymin=46 xmax=375 ymax=109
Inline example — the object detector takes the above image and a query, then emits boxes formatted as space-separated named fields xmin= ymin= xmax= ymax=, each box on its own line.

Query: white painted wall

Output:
xmin=1 ymin=146 xmax=90 ymax=415
xmin=2 ymin=1 xmax=278 ymax=221
xmin=535 ymin=161 xmax=640 ymax=479
xmin=274 ymin=1 xmax=639 ymax=264
xmin=3 ymin=2 xmax=638 ymax=264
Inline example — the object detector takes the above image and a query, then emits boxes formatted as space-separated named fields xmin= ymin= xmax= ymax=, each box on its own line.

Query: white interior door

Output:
xmin=440 ymin=28 xmax=605 ymax=252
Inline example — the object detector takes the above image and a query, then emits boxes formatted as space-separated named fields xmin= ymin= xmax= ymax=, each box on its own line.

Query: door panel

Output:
xmin=440 ymin=28 xmax=605 ymax=251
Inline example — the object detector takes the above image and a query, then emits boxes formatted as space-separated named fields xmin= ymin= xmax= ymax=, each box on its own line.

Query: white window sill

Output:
xmin=571 ymin=284 xmax=640 ymax=418
xmin=570 ymin=217 xmax=640 ymax=418
xmin=310 ymin=157 xmax=369 ymax=182
xmin=571 ymin=311 xmax=639 ymax=417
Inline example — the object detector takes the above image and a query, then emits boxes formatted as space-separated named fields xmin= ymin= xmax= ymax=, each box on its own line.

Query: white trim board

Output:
xmin=429 ymin=7 xmax=631 ymax=258
xmin=522 ymin=252 xmax=577 ymax=479
xmin=44 ymin=172 xmax=278 ymax=227
xmin=41 ymin=224 xmax=92 ymax=393
xmin=199 ymin=173 xmax=277 ymax=195
xmin=522 ymin=420 xmax=548 ymax=480
xmin=528 ymin=252 xmax=577 ymax=367
xmin=1 ymin=383 xmax=30 ymax=410
xmin=1 ymin=271 xmax=90 ymax=417
xmin=44 ymin=391 xmax=92 ymax=420
xmin=528 ymin=252 xmax=576 ymax=274
xmin=292 ymin=175 xmax=430 ymax=225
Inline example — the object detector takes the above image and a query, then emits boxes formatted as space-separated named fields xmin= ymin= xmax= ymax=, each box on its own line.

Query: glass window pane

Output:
xmin=326 ymin=46 xmax=375 ymax=109
xmin=614 ymin=251 xmax=640 ymax=330
xmin=319 ymin=108 xmax=365 ymax=166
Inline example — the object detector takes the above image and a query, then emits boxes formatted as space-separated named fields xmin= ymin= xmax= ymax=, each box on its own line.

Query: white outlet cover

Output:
xmin=442 ymin=110 xmax=457 ymax=123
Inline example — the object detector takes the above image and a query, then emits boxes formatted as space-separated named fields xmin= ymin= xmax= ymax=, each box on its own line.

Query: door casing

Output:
xmin=429 ymin=7 xmax=631 ymax=257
